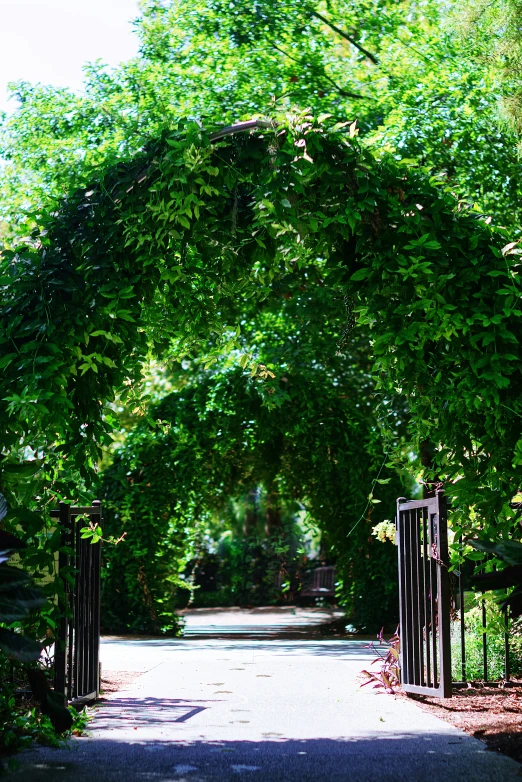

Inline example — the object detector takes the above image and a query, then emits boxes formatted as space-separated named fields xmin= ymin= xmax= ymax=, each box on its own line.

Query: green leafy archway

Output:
xmin=2 ymin=114 xmax=521 ymax=538
xmin=99 ymin=281 xmax=409 ymax=634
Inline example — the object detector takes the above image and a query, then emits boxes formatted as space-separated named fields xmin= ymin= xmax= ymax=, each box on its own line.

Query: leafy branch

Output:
xmin=309 ymin=8 xmax=380 ymax=65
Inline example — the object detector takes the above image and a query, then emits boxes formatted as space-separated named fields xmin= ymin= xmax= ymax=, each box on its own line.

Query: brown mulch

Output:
xmin=100 ymin=671 xmax=142 ymax=697
xmin=405 ymin=684 xmax=522 ymax=764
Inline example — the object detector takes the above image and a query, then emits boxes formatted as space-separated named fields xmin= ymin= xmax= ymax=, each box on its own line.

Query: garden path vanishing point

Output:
xmin=12 ymin=608 xmax=522 ymax=781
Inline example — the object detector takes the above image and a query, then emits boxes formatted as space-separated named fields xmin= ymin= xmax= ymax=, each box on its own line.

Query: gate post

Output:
xmin=91 ymin=500 xmax=102 ymax=699
xmin=436 ymin=490 xmax=452 ymax=698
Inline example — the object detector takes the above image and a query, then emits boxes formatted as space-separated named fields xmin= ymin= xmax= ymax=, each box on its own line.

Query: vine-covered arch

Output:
xmin=1 ymin=114 xmax=521 ymax=531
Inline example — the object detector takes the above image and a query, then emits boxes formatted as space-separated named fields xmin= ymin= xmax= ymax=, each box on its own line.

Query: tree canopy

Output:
xmin=2 ymin=0 xmax=522 ymax=234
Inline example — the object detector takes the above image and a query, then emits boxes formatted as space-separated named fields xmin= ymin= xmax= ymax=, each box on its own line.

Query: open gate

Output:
xmin=396 ymin=491 xmax=452 ymax=698
xmin=52 ymin=501 xmax=102 ymax=703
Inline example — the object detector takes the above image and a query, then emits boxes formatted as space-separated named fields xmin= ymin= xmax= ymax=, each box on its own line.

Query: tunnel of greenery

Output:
xmin=1 ymin=114 xmax=522 ymax=638
xmin=100 ymin=280 xmax=410 ymax=634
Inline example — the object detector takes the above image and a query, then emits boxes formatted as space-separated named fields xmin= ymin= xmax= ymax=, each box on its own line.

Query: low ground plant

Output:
xmin=361 ymin=628 xmax=401 ymax=693
xmin=0 ymin=658 xmax=89 ymax=769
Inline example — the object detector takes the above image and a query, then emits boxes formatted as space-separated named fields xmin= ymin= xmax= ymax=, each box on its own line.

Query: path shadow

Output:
xmin=11 ymin=734 xmax=519 ymax=782
xmin=94 ymin=697 xmax=216 ymax=729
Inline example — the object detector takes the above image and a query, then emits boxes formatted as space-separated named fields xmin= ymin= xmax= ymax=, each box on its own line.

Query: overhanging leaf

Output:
xmin=0 ymin=627 xmax=41 ymax=662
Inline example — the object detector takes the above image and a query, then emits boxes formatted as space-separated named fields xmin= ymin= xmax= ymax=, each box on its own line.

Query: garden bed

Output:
xmin=407 ymin=685 xmax=522 ymax=764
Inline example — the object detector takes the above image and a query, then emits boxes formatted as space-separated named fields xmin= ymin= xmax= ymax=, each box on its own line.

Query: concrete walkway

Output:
xmin=13 ymin=609 xmax=522 ymax=781
xmin=180 ymin=606 xmax=346 ymax=638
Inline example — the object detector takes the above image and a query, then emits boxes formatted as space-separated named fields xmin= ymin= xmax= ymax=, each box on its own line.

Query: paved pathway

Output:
xmin=180 ymin=606 xmax=346 ymax=638
xmin=13 ymin=609 xmax=522 ymax=781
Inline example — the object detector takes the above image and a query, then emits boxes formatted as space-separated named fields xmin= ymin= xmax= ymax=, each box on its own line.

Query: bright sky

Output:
xmin=0 ymin=0 xmax=141 ymax=114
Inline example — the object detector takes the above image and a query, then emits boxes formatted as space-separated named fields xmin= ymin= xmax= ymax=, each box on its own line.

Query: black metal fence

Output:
xmin=52 ymin=501 xmax=102 ymax=703
xmin=453 ymin=550 xmax=512 ymax=686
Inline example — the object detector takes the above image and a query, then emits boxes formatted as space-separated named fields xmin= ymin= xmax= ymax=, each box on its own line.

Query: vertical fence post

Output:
xmin=505 ymin=607 xmax=511 ymax=683
xmin=436 ymin=490 xmax=452 ymax=698
xmin=92 ymin=500 xmax=102 ymax=697
xmin=396 ymin=497 xmax=407 ymax=686
xmin=459 ymin=562 xmax=466 ymax=682
xmin=482 ymin=599 xmax=488 ymax=682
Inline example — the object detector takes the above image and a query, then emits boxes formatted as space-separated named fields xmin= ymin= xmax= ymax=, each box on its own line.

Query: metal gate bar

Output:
xmin=397 ymin=492 xmax=452 ymax=698
xmin=52 ymin=501 xmax=101 ymax=703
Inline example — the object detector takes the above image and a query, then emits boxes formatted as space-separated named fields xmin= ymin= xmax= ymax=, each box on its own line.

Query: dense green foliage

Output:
xmin=1 ymin=0 xmax=522 ymax=674
xmin=0 ymin=113 xmax=520 ymax=628
xmin=2 ymin=116 xmax=521 ymax=552
xmin=0 ymin=522 xmax=78 ymax=754
xmin=206 ymin=522 xmax=308 ymax=608
xmin=101 ymin=286 xmax=407 ymax=631
xmin=471 ymin=538 xmax=522 ymax=618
